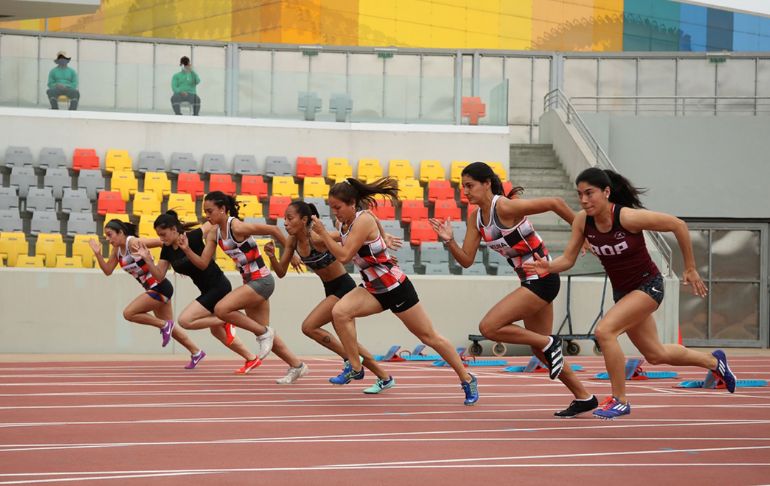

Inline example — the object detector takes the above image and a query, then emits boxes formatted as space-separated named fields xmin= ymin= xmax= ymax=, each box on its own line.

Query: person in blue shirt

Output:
xmin=171 ymin=56 xmax=201 ymax=115
xmin=47 ymin=51 xmax=79 ymax=110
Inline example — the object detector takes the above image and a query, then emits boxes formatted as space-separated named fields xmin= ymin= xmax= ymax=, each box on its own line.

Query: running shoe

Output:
xmin=235 ymin=357 xmax=262 ymax=374
xmin=592 ymin=396 xmax=631 ymax=419
xmin=160 ymin=320 xmax=175 ymax=347
xmin=329 ymin=362 xmax=365 ymax=385
xmin=712 ymin=349 xmax=736 ymax=393
xmin=224 ymin=323 xmax=235 ymax=346
xmin=276 ymin=362 xmax=309 ymax=384
xmin=554 ymin=395 xmax=598 ymax=418
xmin=185 ymin=350 xmax=206 ymax=369
xmin=256 ymin=326 xmax=275 ymax=360
xmin=461 ymin=373 xmax=479 ymax=406
xmin=363 ymin=376 xmax=395 ymax=394
xmin=542 ymin=335 xmax=564 ymax=380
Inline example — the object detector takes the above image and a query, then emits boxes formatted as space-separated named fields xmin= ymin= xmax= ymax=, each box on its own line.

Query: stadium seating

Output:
xmin=138 ymin=214 xmax=159 ymax=237
xmin=97 ymin=191 xmax=126 ymax=215
xmin=110 ymin=170 xmax=138 ymax=201
xmin=55 ymin=256 xmax=82 ymax=268
xmin=143 ymin=172 xmax=171 ymax=201
xmin=216 ymin=246 xmax=236 ymax=270
xmin=419 ymin=160 xmax=446 ymax=183
xmin=167 ymin=193 xmax=196 ymax=220
xmin=72 ymin=148 xmax=100 ymax=172
xmin=463 ymin=263 xmax=487 ymax=275
xmin=169 ymin=152 xmax=198 ymax=173
xmin=76 ymin=170 xmax=105 ymax=200
xmin=427 ymin=180 xmax=455 ymax=202
xmin=202 ymin=153 xmax=228 ymax=174
xmin=398 ymin=178 xmax=423 ymax=201
xmin=0 ymin=231 xmax=28 ymax=266
xmin=302 ymin=176 xmax=329 ymax=199
xmin=3 ymin=146 xmax=34 ymax=169
xmin=0 ymin=210 xmax=23 ymax=232
xmin=15 ymin=255 xmax=45 ymax=268
xmin=304 ymin=198 xmax=330 ymax=218
xmin=357 ymin=158 xmax=383 ymax=183
xmin=326 ymin=157 xmax=352 ymax=183
xmin=433 ymin=199 xmax=461 ymax=221
xmin=0 ymin=187 xmax=19 ymax=210
xmin=461 ymin=96 xmax=486 ymax=125
xmin=9 ymin=166 xmax=37 ymax=198
xmin=208 ymin=174 xmax=236 ymax=195
xmin=268 ymin=196 xmax=291 ymax=220
xmin=104 ymin=149 xmax=133 ymax=173
xmin=38 ymin=147 xmax=68 ymax=171
xmin=102 ymin=213 xmax=130 ymax=233
xmin=400 ymin=200 xmax=428 ymax=223
xmin=296 ymin=156 xmax=322 ymax=179
xmin=66 ymin=211 xmax=97 ymax=236
xmin=137 ymin=151 xmax=165 ymax=173
xmin=371 ymin=198 xmax=395 ymax=220
xmin=391 ymin=245 xmax=416 ymax=274
xmin=240 ymin=175 xmax=269 ymax=200
xmin=233 ymin=154 xmax=259 ymax=175
xmin=35 ymin=233 xmax=66 ymax=268
xmin=409 ymin=220 xmax=437 ymax=245
xmin=30 ymin=211 xmax=60 ymax=235
xmin=44 ymin=168 xmax=72 ymax=199
xmin=264 ymin=156 xmax=292 ymax=179
xmin=72 ymin=234 xmax=98 ymax=267
xmin=176 ymin=173 xmax=205 ymax=199
xmin=236 ymin=195 xmax=263 ymax=218
xmin=380 ymin=219 xmax=404 ymax=239
xmin=488 ymin=161 xmax=508 ymax=182
xmin=388 ymin=159 xmax=414 ymax=181
xmin=450 ymin=160 xmax=469 ymax=184
xmin=272 ymin=176 xmax=299 ymax=198
xmin=25 ymin=187 xmax=56 ymax=213
xmin=132 ymin=191 xmax=161 ymax=216
xmin=420 ymin=242 xmax=448 ymax=265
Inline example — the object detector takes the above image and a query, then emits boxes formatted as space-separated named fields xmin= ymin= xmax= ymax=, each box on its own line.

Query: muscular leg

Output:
xmin=478 ymin=287 xmax=552 ymax=350
xmin=134 ymin=296 xmax=200 ymax=355
xmin=330 ymin=287 xmax=384 ymax=372
xmin=246 ymin=300 xmax=302 ymax=368
xmin=180 ymin=300 xmax=255 ymax=360
xmin=626 ymin=315 xmax=718 ymax=370
xmin=213 ymin=285 xmax=269 ymax=336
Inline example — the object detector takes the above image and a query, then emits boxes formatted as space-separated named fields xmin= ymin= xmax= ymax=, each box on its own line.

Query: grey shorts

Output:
xmin=245 ymin=273 xmax=275 ymax=300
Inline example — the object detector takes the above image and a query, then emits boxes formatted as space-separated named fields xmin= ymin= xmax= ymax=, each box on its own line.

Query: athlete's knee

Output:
xmin=177 ymin=315 xmax=194 ymax=329
xmin=301 ymin=320 xmax=318 ymax=337
xmin=213 ymin=302 xmax=230 ymax=321
xmin=478 ymin=320 xmax=502 ymax=340
xmin=642 ymin=349 xmax=667 ymax=365
xmin=594 ymin=325 xmax=618 ymax=343
xmin=122 ymin=309 xmax=135 ymax=322
xmin=331 ymin=305 xmax=353 ymax=324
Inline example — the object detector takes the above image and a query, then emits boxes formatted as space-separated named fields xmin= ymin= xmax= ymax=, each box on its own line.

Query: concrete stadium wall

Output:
xmin=0 ymin=268 xmax=678 ymax=358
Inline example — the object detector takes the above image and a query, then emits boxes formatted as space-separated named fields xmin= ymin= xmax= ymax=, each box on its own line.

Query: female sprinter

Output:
xmin=89 ymin=219 xmax=203 ymax=368
xmin=430 ymin=161 xmax=598 ymax=417
xmin=194 ymin=191 xmax=308 ymax=384
xmin=264 ymin=200 xmax=395 ymax=394
xmin=526 ymin=167 xmax=736 ymax=419
xmin=137 ymin=210 xmax=262 ymax=374
xmin=311 ymin=177 xmax=479 ymax=406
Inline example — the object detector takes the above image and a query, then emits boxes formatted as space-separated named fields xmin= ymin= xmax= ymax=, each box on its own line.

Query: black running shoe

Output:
xmin=554 ymin=395 xmax=599 ymax=418
xmin=542 ymin=335 xmax=564 ymax=380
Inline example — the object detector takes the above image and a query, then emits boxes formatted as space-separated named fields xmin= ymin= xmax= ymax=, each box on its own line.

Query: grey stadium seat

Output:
xmin=0 ymin=209 xmax=23 ymax=232
xmin=137 ymin=151 xmax=166 ymax=173
xmin=304 ymin=198 xmax=330 ymax=219
xmin=243 ymin=217 xmax=266 ymax=225
xmin=0 ymin=187 xmax=19 ymax=210
xmin=3 ymin=146 xmax=34 ymax=170
xmin=233 ymin=155 xmax=259 ymax=175
xmin=202 ymin=153 xmax=228 ymax=174
xmin=379 ymin=219 xmax=404 ymax=239
xmin=420 ymin=242 xmax=448 ymax=265
xmin=38 ymin=147 xmax=68 ymax=171
xmin=169 ymin=152 xmax=198 ymax=173
xmin=264 ymin=156 xmax=292 ymax=180
xmin=24 ymin=187 xmax=56 ymax=213
xmin=66 ymin=211 xmax=97 ymax=236
xmin=61 ymin=188 xmax=92 ymax=214
xmin=463 ymin=263 xmax=488 ymax=276
xmin=424 ymin=262 xmax=450 ymax=275
xmin=77 ymin=170 xmax=106 ymax=200
xmin=43 ymin=167 xmax=72 ymax=199
xmin=450 ymin=221 xmax=467 ymax=245
xmin=30 ymin=210 xmax=60 ymax=235
xmin=9 ymin=166 xmax=37 ymax=198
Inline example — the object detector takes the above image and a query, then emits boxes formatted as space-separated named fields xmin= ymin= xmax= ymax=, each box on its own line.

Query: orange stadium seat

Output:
xmin=72 ymin=148 xmax=100 ymax=172
xmin=357 ymin=158 xmax=383 ymax=183
xmin=371 ymin=198 xmax=395 ymax=220
xmin=461 ymin=97 xmax=486 ymax=125
xmin=400 ymin=200 xmax=428 ymax=223
xmin=388 ymin=159 xmax=414 ymax=182
xmin=409 ymin=220 xmax=437 ymax=246
xmin=209 ymin=174 xmax=236 ymax=195
xmin=35 ymin=233 xmax=66 ymax=268
xmin=296 ymin=156 xmax=322 ymax=179
xmin=104 ymin=149 xmax=133 ymax=173
xmin=110 ymin=170 xmax=138 ymax=202
xmin=72 ymin=234 xmax=99 ymax=267
xmin=176 ymin=173 xmax=205 ymax=199
xmin=427 ymin=180 xmax=455 ymax=202
xmin=326 ymin=157 xmax=353 ymax=183
xmin=268 ymin=196 xmax=291 ymax=220
xmin=433 ymin=199 xmax=461 ymax=221
xmin=241 ymin=175 xmax=269 ymax=200
xmin=143 ymin=172 xmax=171 ymax=201
xmin=419 ymin=160 xmax=446 ymax=183
xmin=0 ymin=231 xmax=27 ymax=267
xmin=97 ymin=191 xmax=126 ymax=216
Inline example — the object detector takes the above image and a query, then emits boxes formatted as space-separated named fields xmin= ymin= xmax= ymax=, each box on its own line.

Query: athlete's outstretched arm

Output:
xmin=429 ymin=210 xmax=481 ymax=268
xmin=189 ymin=229 xmax=218 ymax=270
xmin=311 ymin=213 xmax=376 ymax=264
xmin=89 ymin=239 xmax=119 ymax=275
xmin=136 ymin=242 xmax=170 ymax=282
xmin=233 ymin=220 xmax=289 ymax=248
xmin=526 ymin=211 xmax=588 ymax=276
xmin=497 ymin=196 xmax=575 ymax=225
xmin=264 ymin=236 xmax=296 ymax=278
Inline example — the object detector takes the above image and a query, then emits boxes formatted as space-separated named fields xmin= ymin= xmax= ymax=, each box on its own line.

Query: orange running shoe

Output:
xmin=224 ymin=323 xmax=235 ymax=346
xmin=235 ymin=357 xmax=261 ymax=374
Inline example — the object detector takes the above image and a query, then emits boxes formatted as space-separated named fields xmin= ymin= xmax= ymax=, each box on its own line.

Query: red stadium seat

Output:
xmin=208 ymin=174 xmax=236 ymax=195
xmin=433 ymin=199 xmax=461 ymax=221
xmin=97 ymin=191 xmax=126 ymax=216
xmin=72 ymin=148 xmax=100 ymax=172
xmin=371 ymin=198 xmax=395 ymax=220
xmin=461 ymin=97 xmax=486 ymax=125
xmin=427 ymin=180 xmax=455 ymax=202
xmin=268 ymin=196 xmax=292 ymax=220
xmin=409 ymin=220 xmax=437 ymax=246
xmin=241 ymin=175 xmax=269 ymax=200
xmin=176 ymin=172 xmax=205 ymax=199
xmin=400 ymin=200 xmax=428 ymax=223
xmin=296 ymin=156 xmax=322 ymax=179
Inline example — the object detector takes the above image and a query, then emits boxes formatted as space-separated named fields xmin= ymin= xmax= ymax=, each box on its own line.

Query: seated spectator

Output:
xmin=47 ymin=51 xmax=79 ymax=110
xmin=171 ymin=56 xmax=201 ymax=116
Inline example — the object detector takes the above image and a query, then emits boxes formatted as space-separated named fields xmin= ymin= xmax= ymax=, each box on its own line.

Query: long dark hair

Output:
xmin=328 ymin=177 xmax=399 ymax=210
xmin=575 ymin=167 xmax=646 ymax=209
xmin=288 ymin=200 xmax=319 ymax=228
xmin=105 ymin=219 xmax=138 ymax=237
xmin=153 ymin=210 xmax=198 ymax=233
xmin=461 ymin=161 xmax=523 ymax=198
xmin=204 ymin=190 xmax=240 ymax=218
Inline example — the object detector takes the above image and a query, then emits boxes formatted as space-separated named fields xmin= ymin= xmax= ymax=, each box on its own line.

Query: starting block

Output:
xmin=399 ymin=344 xmax=440 ymax=361
xmin=432 ymin=346 xmax=507 ymax=367
xmin=503 ymin=355 xmax=583 ymax=373
xmin=374 ymin=345 xmax=405 ymax=362
xmin=594 ymin=357 xmax=677 ymax=380
xmin=678 ymin=371 xmax=767 ymax=389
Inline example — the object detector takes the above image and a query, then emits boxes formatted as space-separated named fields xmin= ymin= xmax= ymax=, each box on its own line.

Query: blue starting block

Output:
xmin=398 ymin=344 xmax=441 ymax=361
xmin=594 ymin=357 xmax=678 ymax=380
xmin=431 ymin=346 xmax=507 ymax=367
xmin=503 ymin=355 xmax=584 ymax=373
xmin=374 ymin=345 xmax=405 ymax=362
xmin=678 ymin=371 xmax=767 ymax=389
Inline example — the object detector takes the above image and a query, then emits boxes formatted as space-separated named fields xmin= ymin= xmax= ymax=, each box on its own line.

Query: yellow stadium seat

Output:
xmin=167 ymin=193 xmax=197 ymax=221
xmin=357 ymin=158 xmax=383 ymax=183
xmin=105 ymin=149 xmax=133 ymax=173
xmin=236 ymin=195 xmax=263 ymax=218
xmin=132 ymin=191 xmax=161 ymax=217
xmin=55 ymin=256 xmax=83 ymax=268
xmin=72 ymin=234 xmax=99 ymax=268
xmin=419 ymin=159 xmax=446 ymax=183
xmin=102 ymin=212 xmax=130 ymax=233
xmin=303 ymin=176 xmax=329 ymax=199
xmin=216 ymin=246 xmax=236 ymax=271
xmin=35 ymin=233 xmax=66 ymax=268
xmin=15 ymin=255 xmax=45 ymax=268
xmin=398 ymin=178 xmax=424 ymax=201
xmin=326 ymin=157 xmax=352 ymax=183
xmin=138 ymin=214 xmax=160 ymax=238
xmin=110 ymin=170 xmax=138 ymax=202
xmin=388 ymin=159 xmax=415 ymax=182
xmin=450 ymin=160 xmax=470 ymax=184
xmin=143 ymin=172 xmax=171 ymax=201
xmin=0 ymin=232 xmax=27 ymax=267
xmin=487 ymin=161 xmax=509 ymax=182
xmin=272 ymin=175 xmax=300 ymax=198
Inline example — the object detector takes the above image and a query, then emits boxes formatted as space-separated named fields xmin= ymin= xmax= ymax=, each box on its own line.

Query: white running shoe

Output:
xmin=276 ymin=362 xmax=309 ymax=384
xmin=256 ymin=326 xmax=275 ymax=360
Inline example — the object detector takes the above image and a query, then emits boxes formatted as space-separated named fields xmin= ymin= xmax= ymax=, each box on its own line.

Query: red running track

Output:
xmin=0 ymin=356 xmax=768 ymax=485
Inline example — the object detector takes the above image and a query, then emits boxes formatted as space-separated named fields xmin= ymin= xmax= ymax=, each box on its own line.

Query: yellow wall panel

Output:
xmin=358 ymin=0 xmax=399 ymax=46
xmin=499 ymin=1 xmax=532 ymax=50
xmin=320 ymin=0 xmax=359 ymax=46
xmin=467 ymin=3 xmax=500 ymax=49
xmin=593 ymin=0 xmax=624 ymax=51
xmin=533 ymin=0 xmax=596 ymax=51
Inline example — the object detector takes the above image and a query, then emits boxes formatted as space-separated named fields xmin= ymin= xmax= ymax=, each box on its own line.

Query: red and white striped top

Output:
xmin=217 ymin=216 xmax=271 ymax=283
xmin=118 ymin=236 xmax=161 ymax=290
xmin=341 ymin=211 xmax=405 ymax=294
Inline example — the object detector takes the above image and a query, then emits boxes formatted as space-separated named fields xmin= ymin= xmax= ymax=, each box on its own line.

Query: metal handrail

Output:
xmin=569 ymin=95 xmax=770 ymax=116
xmin=543 ymin=89 xmax=673 ymax=276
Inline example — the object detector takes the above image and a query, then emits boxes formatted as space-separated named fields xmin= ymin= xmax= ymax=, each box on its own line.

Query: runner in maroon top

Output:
xmin=526 ymin=167 xmax=736 ymax=419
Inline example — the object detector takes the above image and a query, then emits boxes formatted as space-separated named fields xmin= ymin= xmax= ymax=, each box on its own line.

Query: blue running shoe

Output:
xmin=592 ymin=396 xmax=631 ymax=420
xmin=363 ymin=376 xmax=395 ymax=394
xmin=329 ymin=361 xmax=365 ymax=385
xmin=712 ymin=349 xmax=736 ymax=393
xmin=461 ymin=373 xmax=479 ymax=406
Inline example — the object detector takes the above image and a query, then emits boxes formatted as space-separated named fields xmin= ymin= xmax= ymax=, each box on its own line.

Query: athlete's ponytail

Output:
xmin=105 ymin=219 xmax=138 ymax=237
xmin=288 ymin=200 xmax=320 ymax=227
xmin=461 ymin=161 xmax=521 ymax=198
xmin=204 ymin=191 xmax=240 ymax=218
xmin=153 ymin=210 xmax=198 ymax=233
xmin=575 ymin=167 xmax=646 ymax=209
xmin=328 ymin=177 xmax=399 ymax=210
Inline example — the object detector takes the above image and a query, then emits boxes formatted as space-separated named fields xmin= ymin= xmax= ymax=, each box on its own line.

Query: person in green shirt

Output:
xmin=46 ymin=51 xmax=79 ymax=110
xmin=171 ymin=56 xmax=201 ymax=116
